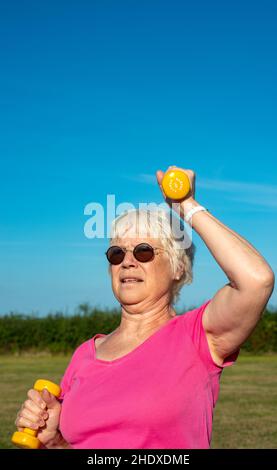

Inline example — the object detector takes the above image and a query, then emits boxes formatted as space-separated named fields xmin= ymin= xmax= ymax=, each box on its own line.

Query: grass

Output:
xmin=211 ymin=353 xmax=277 ymax=449
xmin=0 ymin=353 xmax=276 ymax=449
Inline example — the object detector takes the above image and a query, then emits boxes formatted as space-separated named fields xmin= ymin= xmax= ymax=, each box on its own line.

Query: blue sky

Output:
xmin=0 ymin=0 xmax=276 ymax=315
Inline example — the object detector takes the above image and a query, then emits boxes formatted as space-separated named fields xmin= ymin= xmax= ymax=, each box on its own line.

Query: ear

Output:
xmin=174 ymin=268 xmax=184 ymax=281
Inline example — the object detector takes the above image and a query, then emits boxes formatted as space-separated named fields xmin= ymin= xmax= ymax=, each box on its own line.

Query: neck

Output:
xmin=117 ymin=296 xmax=176 ymax=339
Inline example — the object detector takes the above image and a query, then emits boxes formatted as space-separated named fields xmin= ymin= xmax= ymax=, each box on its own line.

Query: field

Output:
xmin=0 ymin=353 xmax=276 ymax=449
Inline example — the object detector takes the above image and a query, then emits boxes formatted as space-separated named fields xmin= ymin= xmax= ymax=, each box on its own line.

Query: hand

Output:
xmin=156 ymin=166 xmax=196 ymax=212
xmin=15 ymin=388 xmax=61 ymax=447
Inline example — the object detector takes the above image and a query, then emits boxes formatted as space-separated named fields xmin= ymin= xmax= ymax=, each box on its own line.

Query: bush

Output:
xmin=0 ymin=304 xmax=121 ymax=354
xmin=0 ymin=303 xmax=276 ymax=354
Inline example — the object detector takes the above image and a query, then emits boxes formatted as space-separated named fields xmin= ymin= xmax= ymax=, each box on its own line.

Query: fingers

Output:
xmin=156 ymin=169 xmax=164 ymax=185
xmin=14 ymin=388 xmax=49 ymax=431
xmin=40 ymin=388 xmax=60 ymax=410
xmin=15 ymin=406 xmax=48 ymax=430
xmin=156 ymin=170 xmax=167 ymax=199
xmin=25 ymin=398 xmax=46 ymax=416
xmin=27 ymin=388 xmax=47 ymax=410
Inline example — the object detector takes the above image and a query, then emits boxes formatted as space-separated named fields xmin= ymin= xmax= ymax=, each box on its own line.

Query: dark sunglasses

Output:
xmin=105 ymin=243 xmax=165 ymax=265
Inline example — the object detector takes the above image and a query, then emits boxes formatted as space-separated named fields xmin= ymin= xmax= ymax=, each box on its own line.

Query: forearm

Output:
xmin=42 ymin=430 xmax=72 ymax=449
xmin=179 ymin=198 xmax=274 ymax=290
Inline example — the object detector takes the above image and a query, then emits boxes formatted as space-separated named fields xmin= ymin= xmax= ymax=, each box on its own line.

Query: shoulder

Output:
xmin=180 ymin=300 xmax=240 ymax=369
xmin=179 ymin=300 xmax=226 ymax=368
xmin=72 ymin=338 xmax=92 ymax=360
xmin=180 ymin=299 xmax=212 ymax=328
xmin=64 ymin=338 xmax=92 ymax=370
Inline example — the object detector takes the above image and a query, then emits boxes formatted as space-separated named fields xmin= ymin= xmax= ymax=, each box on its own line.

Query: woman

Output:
xmin=14 ymin=166 xmax=275 ymax=449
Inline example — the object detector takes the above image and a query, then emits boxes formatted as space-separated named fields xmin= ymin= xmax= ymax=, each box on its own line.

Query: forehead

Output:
xmin=111 ymin=210 xmax=168 ymax=240
xmin=111 ymin=236 xmax=164 ymax=249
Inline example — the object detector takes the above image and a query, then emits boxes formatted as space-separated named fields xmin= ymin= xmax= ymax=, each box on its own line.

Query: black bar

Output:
xmin=0 ymin=449 xmax=276 ymax=467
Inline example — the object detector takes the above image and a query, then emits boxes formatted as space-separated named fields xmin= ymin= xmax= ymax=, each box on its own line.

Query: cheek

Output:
xmin=111 ymin=269 xmax=120 ymax=289
xmin=147 ymin=262 xmax=173 ymax=288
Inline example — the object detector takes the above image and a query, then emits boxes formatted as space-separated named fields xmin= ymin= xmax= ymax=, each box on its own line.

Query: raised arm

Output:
xmin=157 ymin=167 xmax=275 ymax=366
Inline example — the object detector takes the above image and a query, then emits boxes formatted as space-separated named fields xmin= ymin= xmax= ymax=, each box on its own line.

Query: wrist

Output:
xmin=178 ymin=199 xmax=209 ymax=227
xmin=44 ymin=430 xmax=69 ymax=449
xmin=179 ymin=198 xmax=200 ymax=218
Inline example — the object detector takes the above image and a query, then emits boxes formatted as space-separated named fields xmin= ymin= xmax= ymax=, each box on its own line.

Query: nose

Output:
xmin=121 ymin=250 xmax=138 ymax=268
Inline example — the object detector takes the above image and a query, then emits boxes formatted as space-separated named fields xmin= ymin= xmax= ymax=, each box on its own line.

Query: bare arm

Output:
xmin=42 ymin=430 xmax=72 ymax=449
xmin=180 ymin=197 xmax=275 ymax=364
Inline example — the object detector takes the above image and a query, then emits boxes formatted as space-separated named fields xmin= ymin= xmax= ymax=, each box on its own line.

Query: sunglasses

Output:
xmin=105 ymin=243 xmax=165 ymax=265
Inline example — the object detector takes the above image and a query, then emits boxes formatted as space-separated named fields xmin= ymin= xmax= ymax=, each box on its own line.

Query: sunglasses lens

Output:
xmin=106 ymin=247 xmax=125 ymax=265
xmin=134 ymin=244 xmax=155 ymax=262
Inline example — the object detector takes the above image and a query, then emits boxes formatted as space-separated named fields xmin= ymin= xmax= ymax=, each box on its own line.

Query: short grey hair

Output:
xmin=108 ymin=208 xmax=196 ymax=304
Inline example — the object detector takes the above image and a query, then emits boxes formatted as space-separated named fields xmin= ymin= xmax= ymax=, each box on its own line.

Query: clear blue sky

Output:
xmin=0 ymin=0 xmax=276 ymax=315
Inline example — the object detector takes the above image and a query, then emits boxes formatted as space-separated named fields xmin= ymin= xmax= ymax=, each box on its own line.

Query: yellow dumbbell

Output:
xmin=11 ymin=379 xmax=61 ymax=449
xmin=161 ymin=168 xmax=191 ymax=200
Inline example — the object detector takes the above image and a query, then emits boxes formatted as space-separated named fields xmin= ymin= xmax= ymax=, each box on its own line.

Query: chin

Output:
xmin=116 ymin=292 xmax=145 ymax=305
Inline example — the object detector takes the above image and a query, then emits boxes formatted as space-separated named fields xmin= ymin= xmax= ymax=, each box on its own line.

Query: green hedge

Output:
xmin=0 ymin=304 xmax=121 ymax=354
xmin=0 ymin=304 xmax=276 ymax=354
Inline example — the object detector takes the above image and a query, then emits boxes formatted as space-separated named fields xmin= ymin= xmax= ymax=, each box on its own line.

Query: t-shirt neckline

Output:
xmin=91 ymin=314 xmax=179 ymax=365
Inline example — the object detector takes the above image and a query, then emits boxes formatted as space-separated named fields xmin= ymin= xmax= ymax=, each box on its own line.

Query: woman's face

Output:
xmin=109 ymin=237 xmax=177 ymax=306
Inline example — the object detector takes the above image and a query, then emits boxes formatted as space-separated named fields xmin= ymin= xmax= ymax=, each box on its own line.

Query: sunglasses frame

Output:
xmin=105 ymin=243 xmax=165 ymax=265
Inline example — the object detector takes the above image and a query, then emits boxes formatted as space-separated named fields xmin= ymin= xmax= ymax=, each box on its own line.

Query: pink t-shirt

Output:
xmin=59 ymin=300 xmax=240 ymax=449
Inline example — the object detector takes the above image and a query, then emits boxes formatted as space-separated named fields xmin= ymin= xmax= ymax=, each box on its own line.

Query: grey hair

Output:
xmin=108 ymin=208 xmax=195 ymax=304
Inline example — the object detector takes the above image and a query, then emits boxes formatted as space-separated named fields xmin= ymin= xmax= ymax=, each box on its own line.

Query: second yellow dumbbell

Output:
xmin=11 ymin=379 xmax=61 ymax=449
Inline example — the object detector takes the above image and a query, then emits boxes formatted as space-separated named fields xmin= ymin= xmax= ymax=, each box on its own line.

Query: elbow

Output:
xmin=244 ymin=267 xmax=275 ymax=297
xmin=248 ymin=255 xmax=275 ymax=286
xmin=259 ymin=268 xmax=275 ymax=290
xmin=249 ymin=267 xmax=275 ymax=296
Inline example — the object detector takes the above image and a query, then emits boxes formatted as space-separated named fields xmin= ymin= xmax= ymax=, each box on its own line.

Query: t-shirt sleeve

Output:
xmin=182 ymin=299 xmax=240 ymax=373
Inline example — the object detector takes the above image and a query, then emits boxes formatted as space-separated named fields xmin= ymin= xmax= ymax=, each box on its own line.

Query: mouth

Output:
xmin=120 ymin=278 xmax=144 ymax=284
